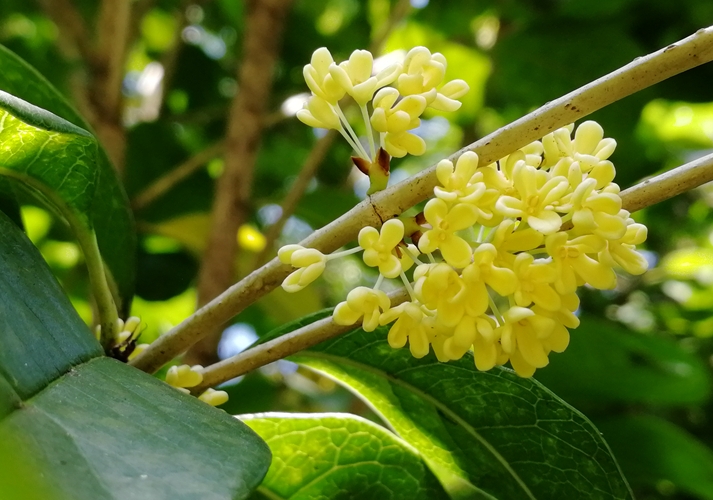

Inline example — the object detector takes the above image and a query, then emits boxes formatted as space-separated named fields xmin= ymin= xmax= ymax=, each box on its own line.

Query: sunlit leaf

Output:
xmin=0 ymin=44 xmax=135 ymax=313
xmin=242 ymin=412 xmax=449 ymax=499
xmin=259 ymin=312 xmax=633 ymax=499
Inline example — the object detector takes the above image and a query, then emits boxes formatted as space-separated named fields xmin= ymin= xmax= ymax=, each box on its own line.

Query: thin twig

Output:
xmin=130 ymin=25 xmax=713 ymax=375
xmin=620 ymin=152 xmax=713 ymax=213
xmin=192 ymin=289 xmax=409 ymax=393
xmin=252 ymin=131 xmax=337 ymax=269
xmin=192 ymin=152 xmax=713 ymax=389
xmin=133 ymin=114 xmax=287 ymax=212
xmin=131 ymin=141 xmax=225 ymax=210
xmin=187 ymin=0 xmax=294 ymax=365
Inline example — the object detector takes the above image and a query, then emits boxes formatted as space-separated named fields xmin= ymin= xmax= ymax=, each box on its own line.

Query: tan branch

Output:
xmin=186 ymin=0 xmax=294 ymax=365
xmin=84 ymin=0 xmax=133 ymax=172
xmin=192 ymin=289 xmax=409 ymax=393
xmin=95 ymin=0 xmax=131 ymax=116
xmin=620 ymin=152 xmax=713 ymax=213
xmin=193 ymin=152 xmax=713 ymax=389
xmin=130 ymin=25 xmax=713 ymax=375
xmin=131 ymin=141 xmax=225 ymax=210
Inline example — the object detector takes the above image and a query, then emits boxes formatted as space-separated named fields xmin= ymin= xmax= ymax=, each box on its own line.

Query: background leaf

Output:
xmin=263 ymin=321 xmax=636 ymax=500
xmin=241 ymin=412 xmax=449 ymax=500
xmin=534 ymin=315 xmax=712 ymax=410
xmin=597 ymin=415 xmax=713 ymax=500
xmin=0 ymin=210 xmax=270 ymax=500
xmin=0 ymin=44 xmax=135 ymax=313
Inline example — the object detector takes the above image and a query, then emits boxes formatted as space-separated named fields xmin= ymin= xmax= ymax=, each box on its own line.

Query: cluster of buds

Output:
xmin=298 ymin=46 xmax=469 ymax=193
xmin=165 ymin=364 xmax=229 ymax=407
xmin=96 ymin=316 xmax=150 ymax=362
xmin=282 ymin=97 xmax=649 ymax=376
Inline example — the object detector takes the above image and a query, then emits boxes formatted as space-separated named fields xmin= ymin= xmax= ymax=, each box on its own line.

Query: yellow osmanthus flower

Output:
xmin=496 ymin=164 xmax=570 ymax=234
xmin=380 ymin=301 xmax=431 ymax=358
xmin=498 ymin=307 xmax=568 ymax=378
xmin=333 ymin=286 xmax=391 ymax=332
xmin=297 ymin=45 xmax=469 ymax=192
xmin=489 ymin=219 xmax=544 ymax=266
xmin=198 ymin=388 xmax=230 ymax=407
xmin=543 ymin=121 xmax=616 ymax=170
xmin=358 ymin=219 xmax=405 ymax=278
xmin=546 ymin=232 xmax=617 ymax=294
xmin=288 ymin=49 xmax=650 ymax=379
xmin=418 ymin=199 xmax=478 ymax=268
xmin=414 ymin=263 xmax=468 ymax=328
xmin=396 ymin=47 xmax=469 ymax=111
xmin=370 ymin=88 xmax=427 ymax=158
xmin=278 ymin=245 xmax=328 ymax=292
xmin=600 ymin=217 xmax=649 ymax=275
xmin=329 ymin=49 xmax=401 ymax=105
xmin=165 ymin=364 xmax=204 ymax=394
xmin=568 ymin=179 xmax=626 ymax=239
xmin=512 ymin=253 xmax=561 ymax=311
xmin=446 ymin=314 xmax=504 ymax=370
xmin=296 ymin=95 xmax=341 ymax=130
xmin=303 ymin=47 xmax=345 ymax=104
xmin=434 ymin=152 xmax=500 ymax=221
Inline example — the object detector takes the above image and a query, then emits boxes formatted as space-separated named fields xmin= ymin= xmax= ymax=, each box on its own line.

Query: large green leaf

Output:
xmin=0 ymin=91 xmax=98 ymax=224
xmin=597 ymin=415 xmax=713 ymax=500
xmin=0 ymin=44 xmax=135 ymax=314
xmin=241 ymin=412 xmax=449 ymax=499
xmin=534 ymin=316 xmax=711 ymax=409
xmin=261 ymin=313 xmax=633 ymax=499
xmin=0 ymin=211 xmax=270 ymax=499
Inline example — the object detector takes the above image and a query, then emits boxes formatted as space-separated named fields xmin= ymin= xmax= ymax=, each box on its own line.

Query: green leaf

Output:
xmin=0 ymin=90 xmax=98 ymax=225
xmin=241 ymin=412 xmax=449 ymax=499
xmin=0 ymin=211 xmax=271 ymax=500
xmin=534 ymin=316 xmax=712 ymax=408
xmin=268 ymin=322 xmax=635 ymax=500
xmin=0 ymin=43 xmax=135 ymax=314
xmin=597 ymin=415 xmax=713 ymax=500
xmin=0 ymin=182 xmax=101 ymax=398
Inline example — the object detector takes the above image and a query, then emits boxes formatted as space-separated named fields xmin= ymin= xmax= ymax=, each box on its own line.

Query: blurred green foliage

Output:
xmin=2 ymin=0 xmax=713 ymax=498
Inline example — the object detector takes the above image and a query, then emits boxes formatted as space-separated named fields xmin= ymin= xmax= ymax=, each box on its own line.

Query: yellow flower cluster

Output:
xmin=280 ymin=115 xmax=649 ymax=377
xmin=298 ymin=46 xmax=469 ymax=193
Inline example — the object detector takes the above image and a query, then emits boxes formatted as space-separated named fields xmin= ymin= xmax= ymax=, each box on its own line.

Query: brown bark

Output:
xmin=89 ymin=0 xmax=133 ymax=171
xmin=185 ymin=0 xmax=293 ymax=365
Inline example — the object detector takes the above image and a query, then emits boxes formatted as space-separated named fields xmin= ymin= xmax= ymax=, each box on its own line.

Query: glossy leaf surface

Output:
xmin=0 ymin=211 xmax=270 ymax=500
xmin=242 ymin=412 xmax=449 ymax=499
xmin=259 ymin=315 xmax=636 ymax=500
xmin=0 ymin=44 xmax=135 ymax=312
